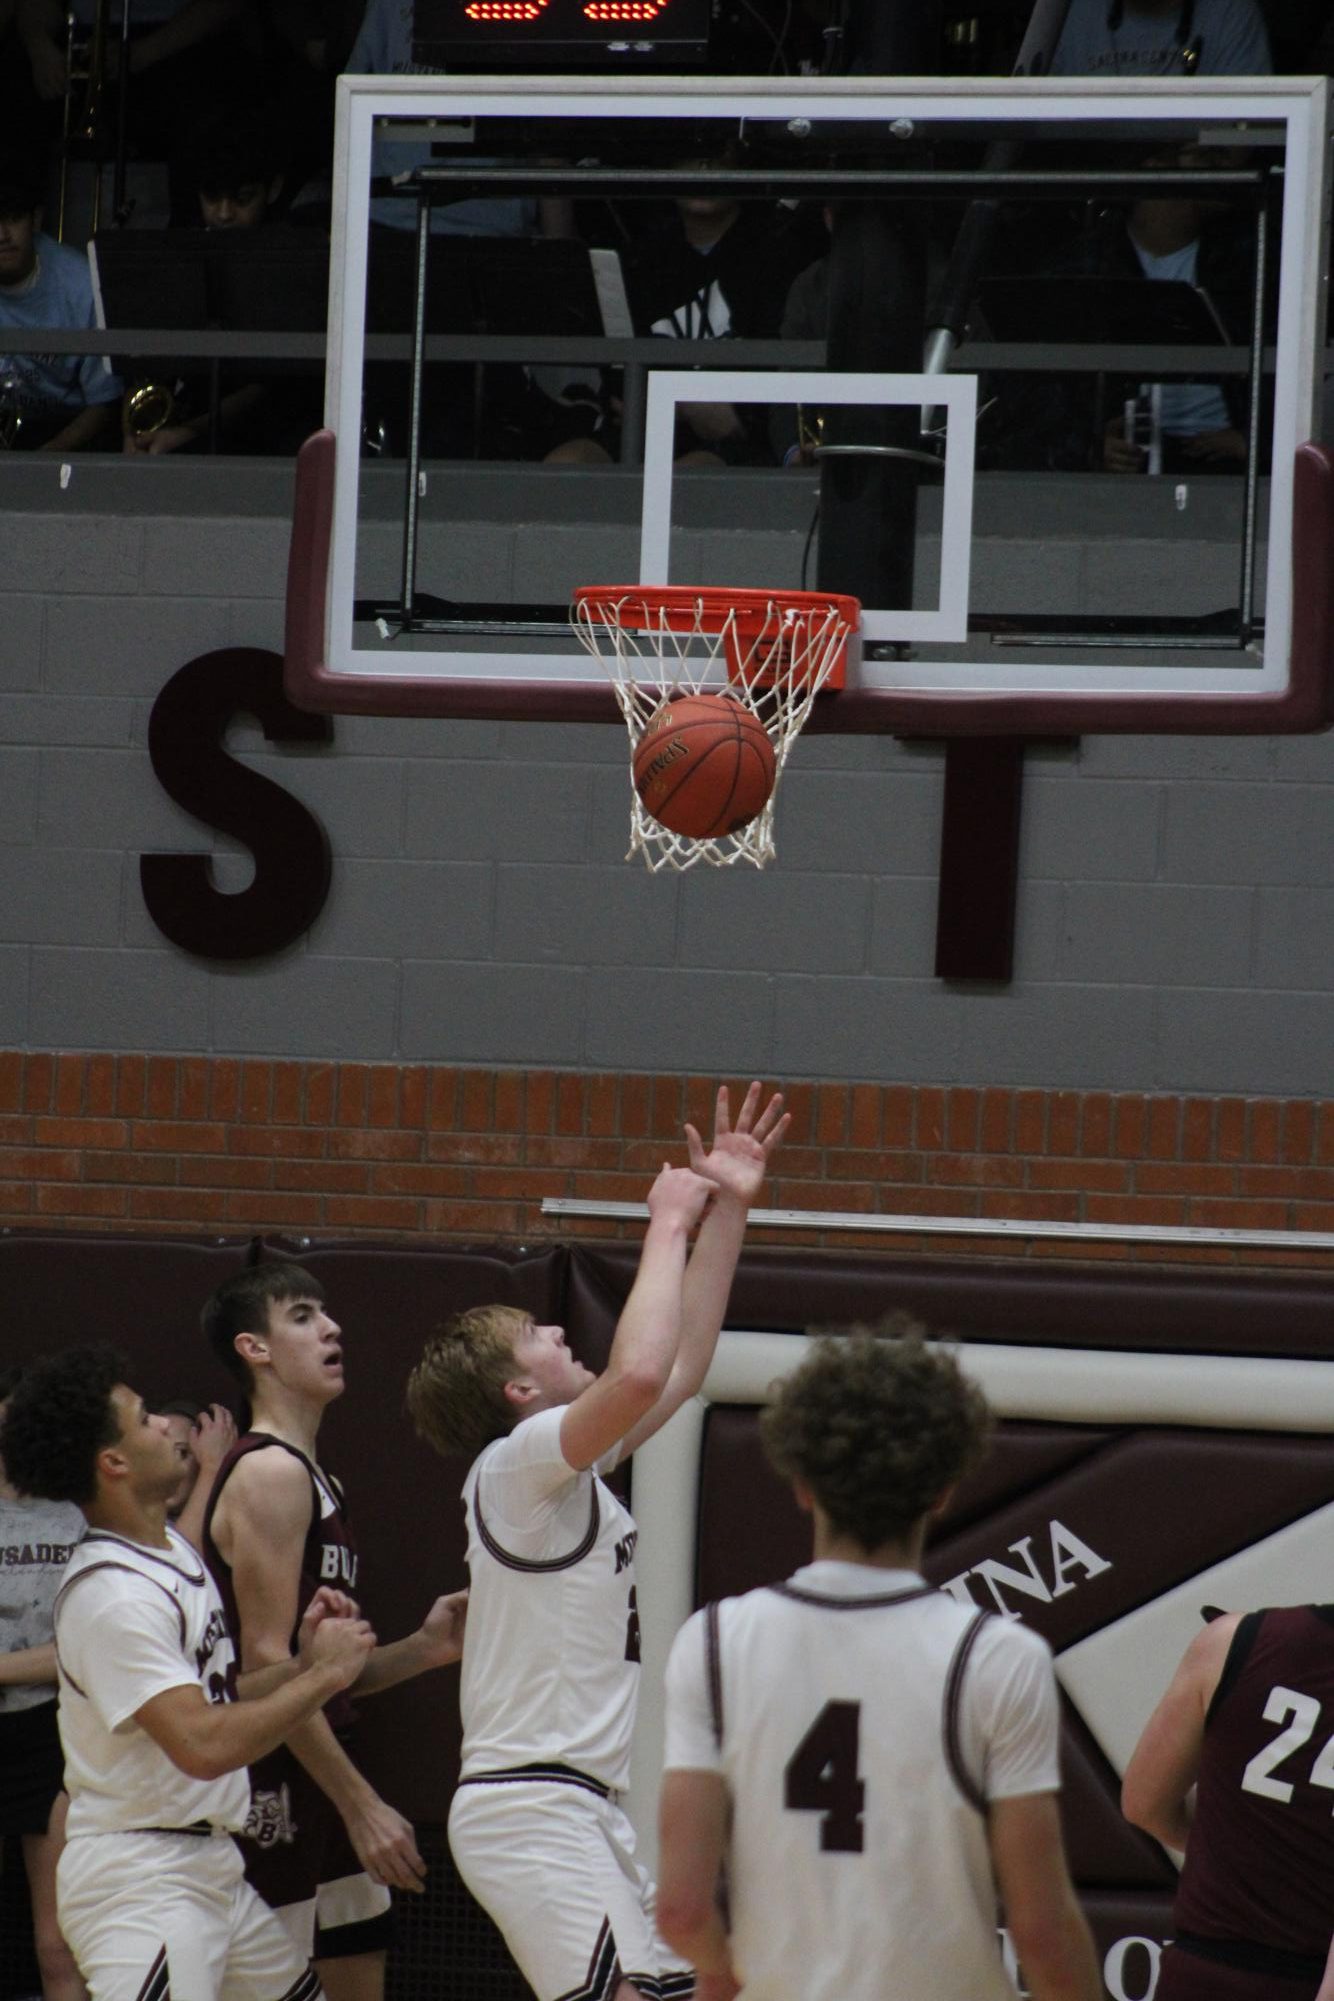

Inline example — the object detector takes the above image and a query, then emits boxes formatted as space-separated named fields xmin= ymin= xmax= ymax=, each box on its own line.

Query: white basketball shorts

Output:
xmin=58 ymin=1829 xmax=323 ymax=2001
xmin=450 ymin=1773 xmax=695 ymax=2001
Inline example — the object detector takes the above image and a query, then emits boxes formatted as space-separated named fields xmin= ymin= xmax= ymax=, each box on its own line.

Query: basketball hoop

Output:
xmin=571 ymin=585 xmax=861 ymax=871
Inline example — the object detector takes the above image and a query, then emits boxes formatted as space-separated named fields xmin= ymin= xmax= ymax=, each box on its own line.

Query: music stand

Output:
xmin=361 ymin=225 xmax=630 ymax=461
xmin=363 ymin=228 xmax=628 ymax=338
xmin=90 ymin=226 xmax=330 ymax=450
xmin=976 ymin=274 xmax=1233 ymax=347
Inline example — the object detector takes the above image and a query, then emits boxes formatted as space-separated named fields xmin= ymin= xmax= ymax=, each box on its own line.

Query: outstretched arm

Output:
xmin=615 ymin=1083 xmax=788 ymax=1464
xmin=136 ymin=1612 xmax=373 ymax=1782
xmin=1121 ymin=1614 xmax=1238 ymax=1854
xmin=557 ymin=1164 xmax=714 ymax=1472
xmin=353 ymin=1589 xmax=468 ymax=1694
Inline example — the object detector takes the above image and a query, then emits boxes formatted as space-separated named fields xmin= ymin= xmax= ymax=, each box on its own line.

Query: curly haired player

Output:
xmin=0 ymin=1345 xmax=373 ymax=2001
xmin=657 ymin=1322 xmax=1101 ymax=2001
xmin=407 ymin=1081 xmax=788 ymax=2001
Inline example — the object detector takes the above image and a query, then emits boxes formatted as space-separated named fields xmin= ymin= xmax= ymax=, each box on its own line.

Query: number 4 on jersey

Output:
xmin=784 ymin=1700 xmax=865 ymax=1852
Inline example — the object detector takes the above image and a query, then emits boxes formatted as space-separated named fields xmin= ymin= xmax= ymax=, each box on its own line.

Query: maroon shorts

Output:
xmin=237 ymin=1741 xmax=394 ymax=1960
xmin=1157 ymin=1942 xmax=1322 ymax=2001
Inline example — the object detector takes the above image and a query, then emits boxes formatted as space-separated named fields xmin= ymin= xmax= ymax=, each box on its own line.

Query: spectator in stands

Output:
xmin=0 ymin=1364 xmax=88 ymax=2001
xmin=1098 ymin=150 xmax=1257 ymax=473
xmin=1050 ymin=0 xmax=1272 ymax=78
xmin=121 ymin=109 xmax=323 ymax=456
xmin=14 ymin=0 xmax=262 ymax=223
xmin=344 ymin=0 xmax=607 ymax=459
xmin=0 ymin=158 xmax=120 ymax=450
xmin=345 ymin=0 xmax=567 ymax=240
xmin=980 ymin=148 xmax=1270 ymax=475
xmin=625 ymin=148 xmax=816 ymax=465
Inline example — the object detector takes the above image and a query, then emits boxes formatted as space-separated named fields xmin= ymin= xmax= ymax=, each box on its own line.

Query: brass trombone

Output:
xmin=56 ymin=0 xmax=133 ymax=241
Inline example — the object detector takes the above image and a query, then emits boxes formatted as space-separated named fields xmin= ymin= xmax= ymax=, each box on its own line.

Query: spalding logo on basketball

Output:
xmin=632 ymin=693 xmax=777 ymax=840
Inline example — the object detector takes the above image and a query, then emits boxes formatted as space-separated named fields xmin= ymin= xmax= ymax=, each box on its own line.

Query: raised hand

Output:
xmin=685 ymin=1082 xmax=789 ymax=1209
xmin=647 ymin=1162 xmax=715 ymax=1232
xmin=190 ymin=1403 xmax=237 ymax=1478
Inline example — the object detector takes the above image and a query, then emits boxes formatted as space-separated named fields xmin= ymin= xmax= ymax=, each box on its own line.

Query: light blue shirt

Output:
xmin=1131 ymin=235 xmax=1231 ymax=436
xmin=0 ymin=235 xmax=122 ymax=421
xmin=345 ymin=0 xmax=537 ymax=237
xmin=1051 ymin=0 xmax=1272 ymax=76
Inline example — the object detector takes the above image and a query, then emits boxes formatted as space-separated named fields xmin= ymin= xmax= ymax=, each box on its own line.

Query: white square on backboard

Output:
xmin=641 ymin=369 xmax=978 ymax=646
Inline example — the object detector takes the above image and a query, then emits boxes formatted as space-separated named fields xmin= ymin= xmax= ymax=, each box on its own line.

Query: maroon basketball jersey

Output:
xmin=203 ymin=1432 xmax=360 ymax=1729
xmin=1173 ymin=1606 xmax=1334 ymax=1961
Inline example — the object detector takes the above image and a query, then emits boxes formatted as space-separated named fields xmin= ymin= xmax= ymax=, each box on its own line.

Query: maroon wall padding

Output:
xmin=569 ymin=1243 xmax=1334 ymax=1357
xmin=1 ymin=1233 xmax=264 ymax=1387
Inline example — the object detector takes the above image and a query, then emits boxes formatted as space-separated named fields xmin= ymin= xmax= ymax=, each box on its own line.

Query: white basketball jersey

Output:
xmin=664 ymin=1560 xmax=1060 ymax=2001
xmin=459 ymin=1407 xmax=640 ymax=1791
xmin=54 ymin=1524 xmax=251 ymax=1837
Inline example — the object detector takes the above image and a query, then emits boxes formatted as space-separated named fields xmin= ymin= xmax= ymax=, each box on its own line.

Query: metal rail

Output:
xmin=540 ymin=1197 xmax=1334 ymax=1253
xmin=410 ymin=164 xmax=1271 ymax=201
xmin=0 ymin=331 xmax=1292 ymax=377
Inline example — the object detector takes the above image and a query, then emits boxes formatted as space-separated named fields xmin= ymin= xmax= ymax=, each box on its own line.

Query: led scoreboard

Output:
xmin=410 ymin=0 xmax=711 ymax=66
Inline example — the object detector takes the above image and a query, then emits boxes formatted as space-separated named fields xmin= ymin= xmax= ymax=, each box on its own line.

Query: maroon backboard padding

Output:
xmin=285 ymin=431 xmax=1334 ymax=736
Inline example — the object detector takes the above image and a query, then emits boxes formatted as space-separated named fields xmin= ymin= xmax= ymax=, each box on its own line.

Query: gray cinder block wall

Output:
xmin=0 ymin=456 xmax=1330 ymax=1097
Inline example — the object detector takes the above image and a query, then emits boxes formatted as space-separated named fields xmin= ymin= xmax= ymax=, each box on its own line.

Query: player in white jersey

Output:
xmin=0 ymin=1344 xmax=376 ymax=2001
xmin=658 ymin=1324 xmax=1102 ymax=2001
xmin=407 ymin=1080 xmax=788 ymax=2001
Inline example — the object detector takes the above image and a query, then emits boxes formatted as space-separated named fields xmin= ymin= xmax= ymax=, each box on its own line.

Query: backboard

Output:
xmin=286 ymin=74 xmax=1334 ymax=734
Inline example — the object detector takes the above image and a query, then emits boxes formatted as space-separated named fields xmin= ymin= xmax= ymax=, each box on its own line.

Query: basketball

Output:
xmin=632 ymin=694 xmax=777 ymax=840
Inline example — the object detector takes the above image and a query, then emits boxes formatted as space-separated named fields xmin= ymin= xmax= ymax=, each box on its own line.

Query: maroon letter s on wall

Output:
xmin=140 ymin=649 xmax=333 ymax=960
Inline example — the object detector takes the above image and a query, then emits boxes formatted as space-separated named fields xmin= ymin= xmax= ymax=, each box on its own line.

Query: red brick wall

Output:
xmin=0 ymin=1053 xmax=1330 ymax=1267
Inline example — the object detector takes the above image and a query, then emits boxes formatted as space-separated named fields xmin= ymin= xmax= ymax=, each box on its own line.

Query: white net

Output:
xmin=571 ymin=587 xmax=856 ymax=871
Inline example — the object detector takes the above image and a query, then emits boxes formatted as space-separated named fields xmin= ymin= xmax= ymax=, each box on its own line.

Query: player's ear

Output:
xmin=502 ymin=1373 xmax=535 ymax=1411
xmin=97 ymin=1438 xmax=130 ymax=1481
xmin=234 ymin=1330 xmax=270 ymax=1369
xmin=790 ymin=1479 xmax=815 ymax=1516
xmin=927 ymin=1482 xmax=956 ymax=1520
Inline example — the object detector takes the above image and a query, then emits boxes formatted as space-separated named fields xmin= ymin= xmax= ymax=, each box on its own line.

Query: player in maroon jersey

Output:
xmin=202 ymin=1261 xmax=467 ymax=2001
xmin=1124 ymin=1605 xmax=1334 ymax=2000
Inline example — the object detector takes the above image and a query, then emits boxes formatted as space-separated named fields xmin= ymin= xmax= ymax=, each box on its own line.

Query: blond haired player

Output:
xmin=658 ymin=1325 xmax=1101 ymax=2001
xmin=0 ymin=1344 xmax=375 ymax=2001
xmin=408 ymin=1081 xmax=788 ymax=2001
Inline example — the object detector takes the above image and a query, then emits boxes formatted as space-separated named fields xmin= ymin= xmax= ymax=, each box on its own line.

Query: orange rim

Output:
xmin=573 ymin=585 xmax=861 ymax=634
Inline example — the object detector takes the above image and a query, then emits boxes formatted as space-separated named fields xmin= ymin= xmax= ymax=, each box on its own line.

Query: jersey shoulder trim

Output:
xmin=704 ymin=1600 xmax=724 ymax=1750
xmin=79 ymin=1527 xmax=205 ymax=1586
xmin=472 ymin=1474 xmax=600 ymax=1574
xmin=767 ymin=1581 xmax=936 ymax=1612
xmin=942 ymin=1607 xmax=993 ymax=1814
xmin=1205 ymin=1608 xmax=1266 ymax=1728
